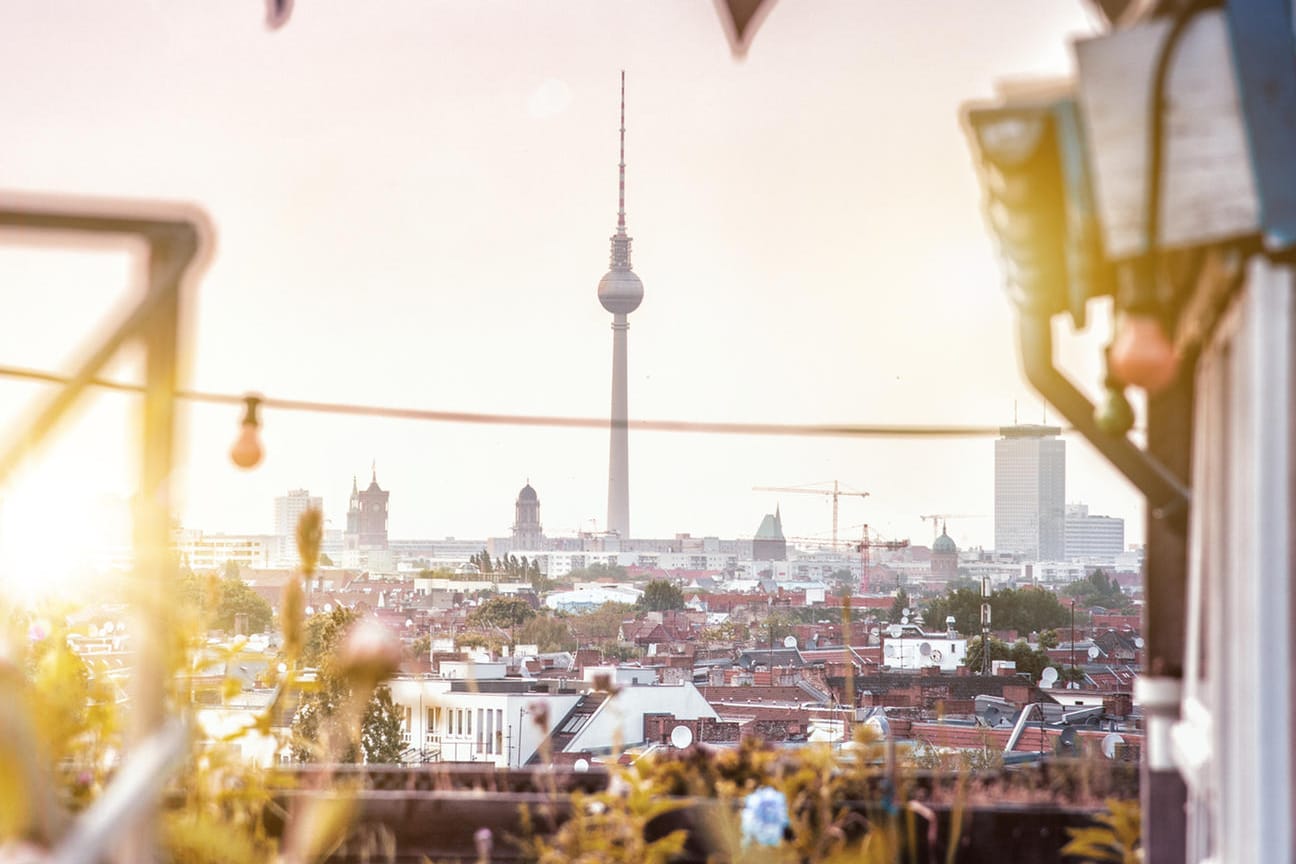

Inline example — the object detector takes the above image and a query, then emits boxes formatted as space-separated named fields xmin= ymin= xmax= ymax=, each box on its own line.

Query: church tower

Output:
xmin=346 ymin=464 xmax=389 ymax=550
xmin=512 ymin=481 xmax=543 ymax=550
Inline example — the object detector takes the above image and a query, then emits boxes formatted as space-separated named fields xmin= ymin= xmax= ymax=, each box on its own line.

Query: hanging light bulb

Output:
xmin=230 ymin=395 xmax=264 ymax=469
xmin=1109 ymin=313 xmax=1178 ymax=395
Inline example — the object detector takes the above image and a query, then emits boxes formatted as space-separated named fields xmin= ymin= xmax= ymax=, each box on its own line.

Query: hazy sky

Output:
xmin=0 ymin=1 xmax=1138 ymax=593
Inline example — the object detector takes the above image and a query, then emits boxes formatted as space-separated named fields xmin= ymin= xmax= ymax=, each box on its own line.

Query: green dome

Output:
xmin=933 ymin=529 xmax=958 ymax=555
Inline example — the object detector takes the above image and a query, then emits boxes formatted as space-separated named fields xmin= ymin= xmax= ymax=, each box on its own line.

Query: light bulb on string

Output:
xmin=1109 ymin=313 xmax=1179 ymax=395
xmin=230 ymin=394 xmax=264 ymax=469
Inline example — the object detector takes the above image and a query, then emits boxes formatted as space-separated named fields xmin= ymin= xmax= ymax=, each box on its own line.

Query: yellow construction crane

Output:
xmin=753 ymin=481 xmax=869 ymax=547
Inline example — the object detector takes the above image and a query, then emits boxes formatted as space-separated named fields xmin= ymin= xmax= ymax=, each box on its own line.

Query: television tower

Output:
xmin=597 ymin=71 xmax=643 ymax=538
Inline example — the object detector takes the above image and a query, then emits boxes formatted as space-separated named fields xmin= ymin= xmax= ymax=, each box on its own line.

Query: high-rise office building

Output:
xmin=1064 ymin=504 xmax=1124 ymax=563
xmin=273 ymin=488 xmax=322 ymax=566
xmin=994 ymin=424 xmax=1066 ymax=560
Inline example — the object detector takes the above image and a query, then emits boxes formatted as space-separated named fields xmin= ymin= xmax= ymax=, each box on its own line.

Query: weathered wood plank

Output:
xmin=1074 ymin=11 xmax=1259 ymax=259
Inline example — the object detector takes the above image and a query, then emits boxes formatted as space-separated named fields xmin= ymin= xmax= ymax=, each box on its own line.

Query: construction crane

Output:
xmin=857 ymin=524 xmax=909 ymax=595
xmin=783 ymin=528 xmax=908 ymax=594
xmin=919 ymin=513 xmax=988 ymax=543
xmin=752 ymin=481 xmax=869 ymax=547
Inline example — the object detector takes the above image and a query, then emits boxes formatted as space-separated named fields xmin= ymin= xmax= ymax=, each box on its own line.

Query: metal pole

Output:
xmin=1070 ymin=600 xmax=1076 ymax=687
xmin=1140 ymin=322 xmax=1194 ymax=864
xmin=122 ymin=228 xmax=191 ymax=864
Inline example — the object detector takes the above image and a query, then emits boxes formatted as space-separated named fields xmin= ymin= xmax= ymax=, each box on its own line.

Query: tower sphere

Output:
xmin=598 ymin=267 xmax=643 ymax=314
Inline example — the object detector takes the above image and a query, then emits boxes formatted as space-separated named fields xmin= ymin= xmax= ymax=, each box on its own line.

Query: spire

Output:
xmin=617 ymin=69 xmax=626 ymax=232
xmin=351 ymin=475 xmax=358 ymax=495
xmin=609 ymin=70 xmax=632 ymax=271
xmin=371 ymin=460 xmax=377 ymax=484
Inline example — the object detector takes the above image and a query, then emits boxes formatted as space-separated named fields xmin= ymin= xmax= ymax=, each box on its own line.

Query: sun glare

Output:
xmin=0 ymin=463 xmax=132 ymax=607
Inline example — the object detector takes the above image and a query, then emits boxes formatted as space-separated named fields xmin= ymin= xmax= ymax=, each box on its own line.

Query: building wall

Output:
xmin=1064 ymin=504 xmax=1125 ymax=563
xmin=174 ymin=530 xmax=272 ymax=572
xmin=273 ymin=489 xmax=322 ymax=567
xmin=385 ymin=678 xmax=580 ymax=767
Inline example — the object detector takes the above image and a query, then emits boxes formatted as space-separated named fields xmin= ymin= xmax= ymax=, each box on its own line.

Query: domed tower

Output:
xmin=512 ymin=481 xmax=543 ymax=550
xmin=599 ymin=70 xmax=643 ymax=539
xmin=931 ymin=522 xmax=958 ymax=580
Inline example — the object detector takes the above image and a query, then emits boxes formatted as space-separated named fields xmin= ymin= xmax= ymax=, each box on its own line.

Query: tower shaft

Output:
xmin=607 ymin=313 xmax=630 ymax=536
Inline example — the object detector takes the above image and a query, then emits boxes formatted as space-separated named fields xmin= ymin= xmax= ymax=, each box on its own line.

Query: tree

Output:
xmin=467 ymin=596 xmax=536 ymax=630
xmin=290 ymin=607 xmax=405 ymax=763
xmin=215 ymin=572 xmax=273 ymax=634
xmin=964 ymin=634 xmax=1011 ymax=674
xmin=963 ymin=634 xmax=1057 ymax=682
xmin=924 ymin=585 xmax=1069 ymax=637
xmin=888 ymin=588 xmax=911 ymax=623
xmin=529 ymin=568 xmax=556 ymax=594
xmin=361 ymin=685 xmax=405 ymax=763
xmin=568 ymin=602 xmax=632 ymax=647
xmin=1062 ymin=569 xmax=1129 ymax=611
xmin=1038 ymin=628 xmax=1059 ymax=650
xmin=636 ymin=579 xmax=685 ymax=612
xmin=567 ymin=562 xmax=629 ymax=581
xmin=828 ymin=568 xmax=854 ymax=598
xmin=516 ymin=613 xmax=577 ymax=653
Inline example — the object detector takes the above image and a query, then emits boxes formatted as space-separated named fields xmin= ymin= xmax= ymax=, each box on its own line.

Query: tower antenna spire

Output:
xmin=617 ymin=69 xmax=627 ymax=232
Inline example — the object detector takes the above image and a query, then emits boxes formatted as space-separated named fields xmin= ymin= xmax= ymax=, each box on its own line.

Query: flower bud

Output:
xmin=281 ymin=575 xmax=304 ymax=663
xmin=337 ymin=619 xmax=401 ymax=688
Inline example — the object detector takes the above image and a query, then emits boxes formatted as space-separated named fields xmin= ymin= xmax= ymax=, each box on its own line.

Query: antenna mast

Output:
xmin=617 ymin=70 xmax=627 ymax=231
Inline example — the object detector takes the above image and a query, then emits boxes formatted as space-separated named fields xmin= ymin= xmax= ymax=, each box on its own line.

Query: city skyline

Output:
xmin=0 ymin=2 xmax=1141 ymax=602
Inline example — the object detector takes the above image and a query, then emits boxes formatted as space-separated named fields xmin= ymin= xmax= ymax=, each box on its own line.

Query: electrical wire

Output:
xmin=0 ymin=362 xmax=1015 ymax=439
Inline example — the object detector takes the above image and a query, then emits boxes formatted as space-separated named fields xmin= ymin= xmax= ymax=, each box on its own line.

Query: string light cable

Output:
xmin=0 ymin=362 xmax=1017 ymax=442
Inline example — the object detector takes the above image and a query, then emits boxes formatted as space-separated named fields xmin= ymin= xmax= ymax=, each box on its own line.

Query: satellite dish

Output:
xmin=1133 ymin=637 xmax=1145 ymax=649
xmin=1041 ymin=667 xmax=1059 ymax=685
xmin=903 ymin=608 xmax=912 ymax=617
xmin=573 ymin=758 xmax=590 ymax=773
xmin=783 ymin=635 xmax=797 ymax=649
xmin=884 ymin=644 xmax=897 ymax=658
xmin=864 ymin=714 xmax=890 ymax=739
xmin=900 ymin=615 xmax=909 ymax=625
xmin=1088 ymin=645 xmax=1101 ymax=660
xmin=670 ymin=725 xmax=694 ymax=749
xmin=1058 ymin=727 xmax=1079 ymax=754
xmin=888 ymin=624 xmax=903 ymax=639
xmin=945 ymin=616 xmax=956 ymax=626
xmin=1102 ymin=733 xmax=1125 ymax=759
xmin=982 ymin=706 xmax=1002 ymax=727
xmin=931 ymin=649 xmax=943 ymax=662
xmin=919 ymin=642 xmax=932 ymax=657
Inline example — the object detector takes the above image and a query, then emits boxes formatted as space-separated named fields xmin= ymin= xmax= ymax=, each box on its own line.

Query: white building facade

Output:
xmin=273 ymin=489 xmax=323 ymax=567
xmin=1063 ymin=504 xmax=1125 ymax=564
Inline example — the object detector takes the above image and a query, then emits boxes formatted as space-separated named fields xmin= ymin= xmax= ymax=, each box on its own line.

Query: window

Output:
xmin=559 ymin=714 xmax=589 ymax=735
